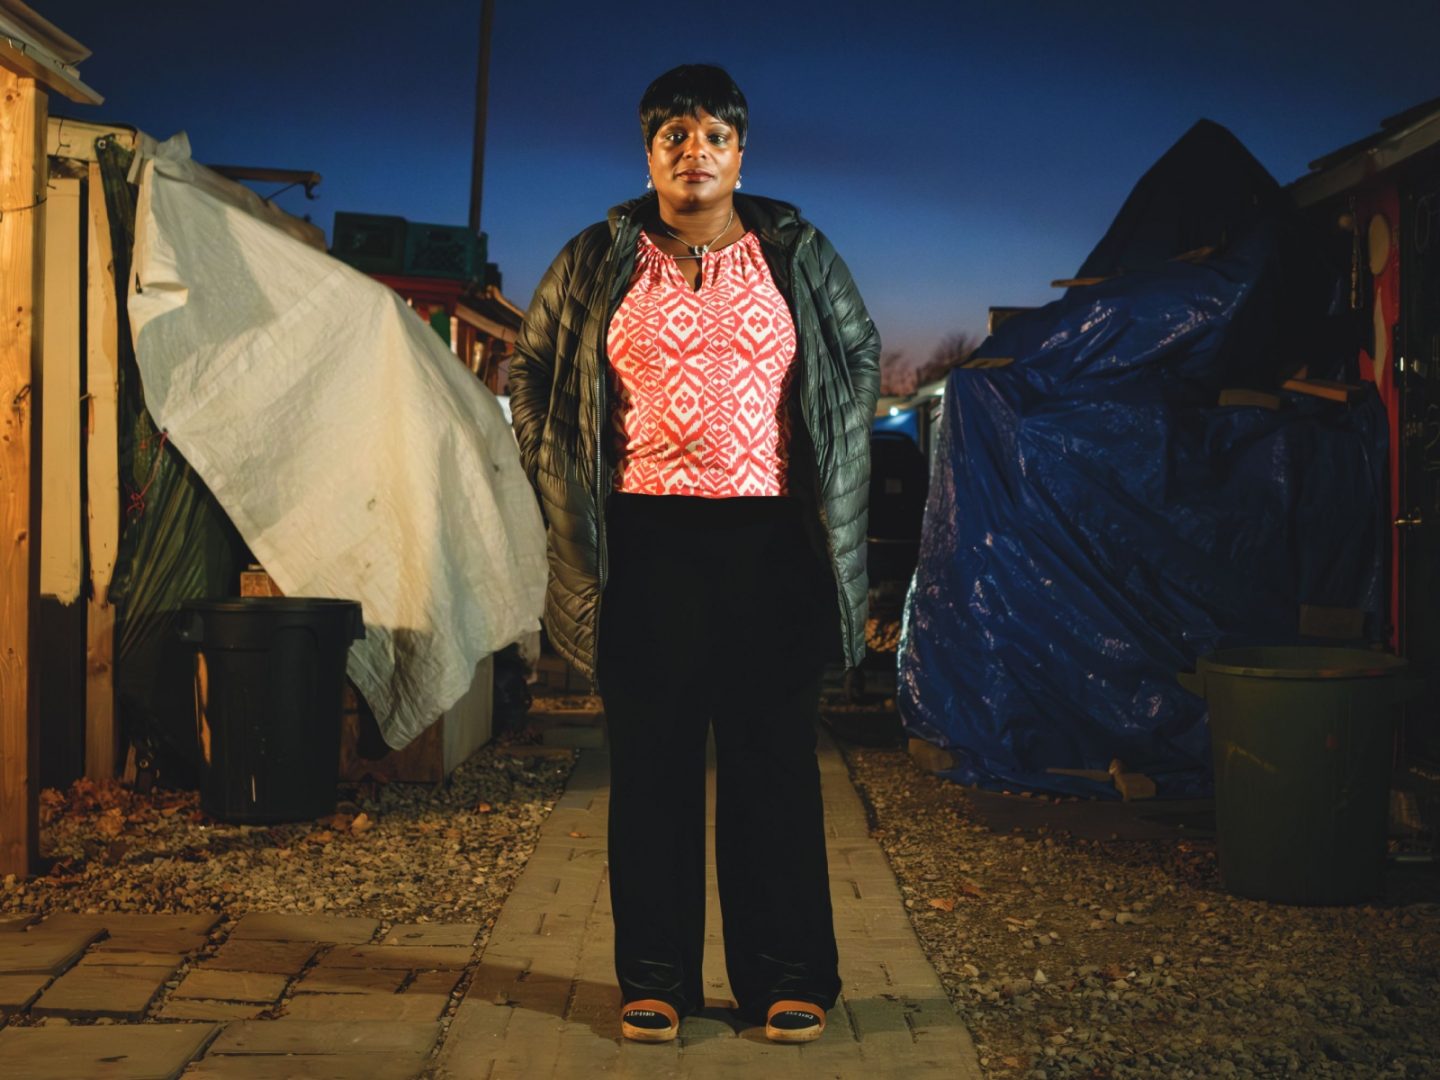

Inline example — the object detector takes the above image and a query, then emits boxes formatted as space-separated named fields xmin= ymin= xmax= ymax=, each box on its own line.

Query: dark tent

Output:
xmin=898 ymin=126 xmax=1387 ymax=798
xmin=1075 ymin=119 xmax=1285 ymax=280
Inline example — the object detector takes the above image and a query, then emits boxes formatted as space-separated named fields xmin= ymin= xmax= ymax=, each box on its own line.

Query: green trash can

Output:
xmin=177 ymin=598 xmax=364 ymax=823
xmin=1179 ymin=647 xmax=1421 ymax=905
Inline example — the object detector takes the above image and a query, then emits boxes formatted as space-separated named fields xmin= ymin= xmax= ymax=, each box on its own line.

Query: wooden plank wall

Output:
xmin=37 ymin=174 xmax=85 ymax=789
xmin=0 ymin=70 xmax=48 ymax=878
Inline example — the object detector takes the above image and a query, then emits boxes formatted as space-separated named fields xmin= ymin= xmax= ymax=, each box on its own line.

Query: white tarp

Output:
xmin=127 ymin=133 xmax=547 ymax=748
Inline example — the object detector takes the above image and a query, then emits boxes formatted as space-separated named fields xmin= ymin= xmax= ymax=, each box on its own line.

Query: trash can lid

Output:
xmin=181 ymin=597 xmax=361 ymax=614
xmin=1198 ymin=646 xmax=1408 ymax=680
xmin=177 ymin=597 xmax=365 ymax=645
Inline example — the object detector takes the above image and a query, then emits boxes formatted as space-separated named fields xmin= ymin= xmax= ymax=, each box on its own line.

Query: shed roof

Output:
xmin=1290 ymin=97 xmax=1440 ymax=207
xmin=0 ymin=0 xmax=101 ymax=103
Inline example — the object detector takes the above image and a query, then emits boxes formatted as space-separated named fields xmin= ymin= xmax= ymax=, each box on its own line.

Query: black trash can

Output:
xmin=178 ymin=598 xmax=364 ymax=823
xmin=866 ymin=430 xmax=930 ymax=590
xmin=1180 ymin=647 xmax=1421 ymax=905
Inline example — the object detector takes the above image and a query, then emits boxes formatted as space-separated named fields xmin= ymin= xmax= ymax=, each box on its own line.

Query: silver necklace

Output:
xmin=657 ymin=209 xmax=735 ymax=259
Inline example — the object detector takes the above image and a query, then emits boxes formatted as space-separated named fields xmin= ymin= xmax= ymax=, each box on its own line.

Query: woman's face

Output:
xmin=647 ymin=110 xmax=743 ymax=212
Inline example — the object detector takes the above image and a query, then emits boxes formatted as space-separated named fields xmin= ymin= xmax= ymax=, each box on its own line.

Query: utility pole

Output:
xmin=469 ymin=0 xmax=494 ymax=237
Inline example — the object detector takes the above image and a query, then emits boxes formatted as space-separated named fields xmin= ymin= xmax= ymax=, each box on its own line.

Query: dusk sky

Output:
xmin=43 ymin=0 xmax=1440 ymax=364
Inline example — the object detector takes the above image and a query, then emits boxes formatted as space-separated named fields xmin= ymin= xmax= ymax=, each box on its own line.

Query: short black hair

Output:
xmin=639 ymin=64 xmax=748 ymax=151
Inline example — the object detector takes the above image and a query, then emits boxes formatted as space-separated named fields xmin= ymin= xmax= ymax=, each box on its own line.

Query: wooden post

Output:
xmin=85 ymin=160 xmax=120 ymax=778
xmin=0 ymin=70 xmax=48 ymax=878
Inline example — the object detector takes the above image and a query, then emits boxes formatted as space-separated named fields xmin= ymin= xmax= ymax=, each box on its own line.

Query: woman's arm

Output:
xmin=816 ymin=234 xmax=882 ymax=418
xmin=509 ymin=243 xmax=573 ymax=489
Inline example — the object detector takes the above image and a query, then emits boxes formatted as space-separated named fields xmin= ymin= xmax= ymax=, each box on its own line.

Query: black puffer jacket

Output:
xmin=509 ymin=192 xmax=881 ymax=679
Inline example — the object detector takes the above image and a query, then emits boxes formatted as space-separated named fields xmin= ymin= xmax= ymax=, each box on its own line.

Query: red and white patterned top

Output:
xmin=606 ymin=230 xmax=798 ymax=498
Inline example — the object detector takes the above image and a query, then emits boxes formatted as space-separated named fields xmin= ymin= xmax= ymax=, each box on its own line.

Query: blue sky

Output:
xmin=43 ymin=0 xmax=1440 ymax=362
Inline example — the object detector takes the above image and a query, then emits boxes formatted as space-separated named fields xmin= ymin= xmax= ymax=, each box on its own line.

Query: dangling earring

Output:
xmin=735 ymin=174 xmax=742 ymax=190
xmin=645 ymin=174 xmax=653 ymax=190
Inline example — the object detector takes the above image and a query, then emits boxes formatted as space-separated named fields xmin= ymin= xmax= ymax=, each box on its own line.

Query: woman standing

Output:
xmin=509 ymin=64 xmax=880 ymax=1044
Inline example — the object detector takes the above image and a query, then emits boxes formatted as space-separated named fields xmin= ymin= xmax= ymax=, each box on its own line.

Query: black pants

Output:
xmin=598 ymin=493 xmax=841 ymax=1020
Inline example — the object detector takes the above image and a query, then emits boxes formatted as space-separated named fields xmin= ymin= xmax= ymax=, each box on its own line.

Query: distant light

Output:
xmin=935 ymin=385 xmax=945 ymax=396
xmin=889 ymin=406 xmax=900 ymax=416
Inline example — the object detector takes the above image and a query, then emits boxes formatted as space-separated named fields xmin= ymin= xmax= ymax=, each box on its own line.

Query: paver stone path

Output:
xmin=436 ymin=729 xmax=981 ymax=1078
xmin=0 ymin=724 xmax=980 ymax=1078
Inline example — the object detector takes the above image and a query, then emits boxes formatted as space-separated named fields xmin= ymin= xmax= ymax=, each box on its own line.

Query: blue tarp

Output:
xmin=872 ymin=408 xmax=920 ymax=443
xmin=897 ymin=222 xmax=1388 ymax=798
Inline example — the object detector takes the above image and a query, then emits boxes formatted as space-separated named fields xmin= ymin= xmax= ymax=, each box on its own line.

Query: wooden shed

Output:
xmin=1291 ymin=98 xmax=1440 ymax=766
xmin=1 ymin=0 xmax=103 ymax=878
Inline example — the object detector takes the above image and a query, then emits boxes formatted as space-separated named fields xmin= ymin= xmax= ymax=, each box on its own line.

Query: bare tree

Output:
xmin=879 ymin=349 xmax=915 ymax=396
xmin=912 ymin=331 xmax=981 ymax=389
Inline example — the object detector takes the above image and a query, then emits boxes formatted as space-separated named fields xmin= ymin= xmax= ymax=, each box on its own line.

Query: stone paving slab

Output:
xmin=78 ymin=949 xmax=186 ymax=968
xmin=282 ymin=990 xmax=450 ymax=1022
xmin=158 ymin=999 xmax=268 ymax=1021
xmin=228 ymin=914 xmax=378 ymax=944
xmin=0 ymin=1022 xmax=218 ymax=1080
xmin=202 ymin=938 xmax=318 ymax=975
xmin=380 ymin=922 xmax=480 ymax=948
xmin=208 ymin=1019 xmax=440 ymax=1057
xmin=435 ymin=731 xmax=984 ymax=1078
xmin=411 ymin=969 xmax=464 ymax=997
xmin=42 ymin=912 xmax=221 ymax=938
xmin=464 ymin=956 xmax=529 ymax=1005
xmin=315 ymin=944 xmax=471 ymax=970
xmin=42 ymin=913 xmax=219 ymax=956
xmin=293 ymin=965 xmax=408 ymax=994
xmin=0 ymin=972 xmax=49 ymax=1015
xmin=0 ymin=928 xmax=103 ymax=974
xmin=172 ymin=968 xmax=289 ymax=1004
xmin=495 ymin=743 xmax=575 ymax=761
xmin=181 ymin=1053 xmax=425 ymax=1080
xmin=93 ymin=932 xmax=212 ymax=955
xmin=535 ymin=720 xmax=607 ymax=749
xmin=31 ymin=961 xmax=179 ymax=1019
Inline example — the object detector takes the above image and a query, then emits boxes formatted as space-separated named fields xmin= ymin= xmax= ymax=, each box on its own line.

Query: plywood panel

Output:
xmin=85 ymin=159 xmax=120 ymax=778
xmin=39 ymin=175 xmax=81 ymax=601
xmin=442 ymin=654 xmax=494 ymax=774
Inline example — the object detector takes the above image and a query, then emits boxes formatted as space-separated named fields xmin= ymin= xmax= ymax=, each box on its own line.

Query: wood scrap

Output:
xmin=1045 ymin=767 xmax=1112 ymax=783
xmin=1050 ymin=276 xmax=1112 ymax=288
xmin=1218 ymin=388 xmax=1282 ymax=410
xmin=1170 ymin=245 xmax=1217 ymax=263
xmin=907 ymin=738 xmax=955 ymax=774
xmin=1281 ymin=378 xmax=1364 ymax=403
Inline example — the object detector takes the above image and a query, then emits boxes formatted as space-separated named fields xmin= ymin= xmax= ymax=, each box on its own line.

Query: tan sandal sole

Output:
xmin=765 ymin=1000 xmax=826 ymax=1042
xmin=621 ymin=998 xmax=679 ymax=1043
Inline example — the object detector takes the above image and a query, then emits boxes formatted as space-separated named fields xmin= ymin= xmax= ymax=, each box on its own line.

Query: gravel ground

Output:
xmin=10 ymin=665 xmax=1438 ymax=1078
xmin=840 ymin=742 xmax=1440 ymax=1080
xmin=0 ymin=737 xmax=574 ymax=1032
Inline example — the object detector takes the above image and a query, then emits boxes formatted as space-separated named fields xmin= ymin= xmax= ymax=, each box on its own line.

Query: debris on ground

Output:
xmin=7 ymin=738 xmax=574 ymax=927
xmin=842 ymin=742 xmax=1440 ymax=1079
